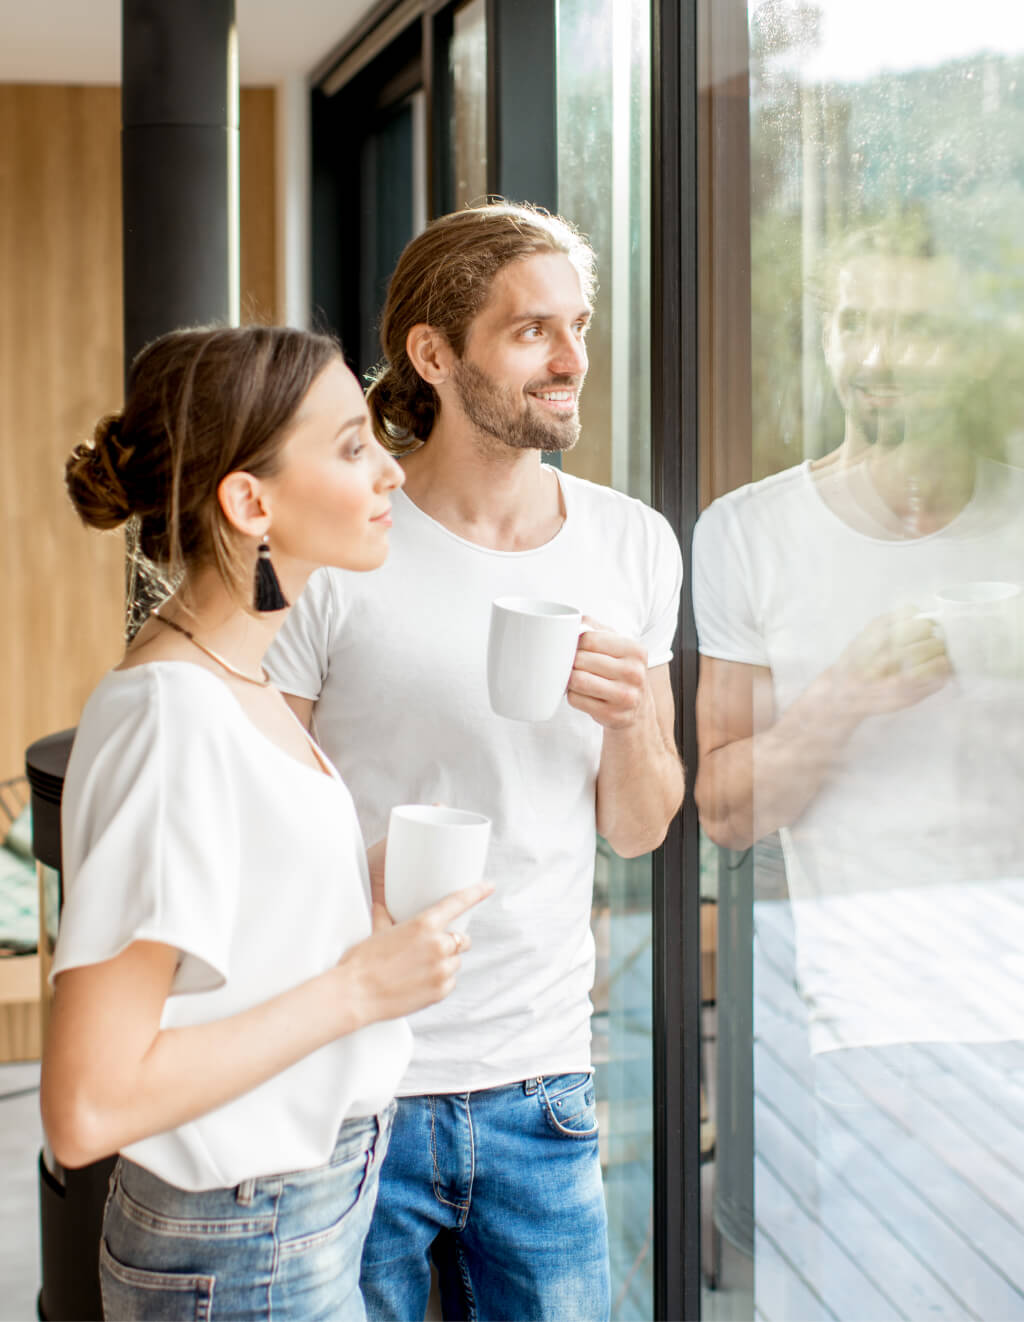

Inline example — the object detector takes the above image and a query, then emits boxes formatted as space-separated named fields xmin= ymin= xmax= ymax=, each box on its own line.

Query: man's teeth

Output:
xmin=533 ymin=391 xmax=574 ymax=401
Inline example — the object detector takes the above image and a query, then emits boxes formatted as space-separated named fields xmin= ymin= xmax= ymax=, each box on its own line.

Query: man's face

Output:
xmin=823 ymin=254 xmax=966 ymax=446
xmin=450 ymin=252 xmax=592 ymax=453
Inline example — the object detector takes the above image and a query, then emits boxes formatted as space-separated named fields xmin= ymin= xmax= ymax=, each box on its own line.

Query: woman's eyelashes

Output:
xmin=338 ymin=425 xmax=368 ymax=460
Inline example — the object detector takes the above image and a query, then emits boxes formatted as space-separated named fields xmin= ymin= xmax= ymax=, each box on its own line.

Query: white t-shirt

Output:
xmin=265 ymin=470 xmax=683 ymax=1094
xmin=52 ymin=663 xmax=412 ymax=1191
xmin=693 ymin=458 xmax=1024 ymax=1051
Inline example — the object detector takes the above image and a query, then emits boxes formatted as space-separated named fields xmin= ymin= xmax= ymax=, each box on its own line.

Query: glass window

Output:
xmin=697 ymin=4 xmax=1024 ymax=1318
xmin=557 ymin=3 xmax=653 ymax=1316
xmin=557 ymin=0 xmax=650 ymax=499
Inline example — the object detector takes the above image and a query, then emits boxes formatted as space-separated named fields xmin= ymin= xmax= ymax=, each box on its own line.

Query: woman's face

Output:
xmin=267 ymin=357 xmax=404 ymax=574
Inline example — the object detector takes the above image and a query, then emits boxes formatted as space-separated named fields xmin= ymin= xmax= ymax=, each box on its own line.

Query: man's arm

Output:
xmin=695 ymin=610 xmax=950 ymax=851
xmin=569 ymin=629 xmax=684 ymax=857
xmin=695 ymin=656 xmax=856 ymax=850
xmin=281 ymin=693 xmax=315 ymax=731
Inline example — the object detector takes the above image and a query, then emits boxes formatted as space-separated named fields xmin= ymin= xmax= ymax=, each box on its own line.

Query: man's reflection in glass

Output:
xmin=694 ymin=222 xmax=1024 ymax=1318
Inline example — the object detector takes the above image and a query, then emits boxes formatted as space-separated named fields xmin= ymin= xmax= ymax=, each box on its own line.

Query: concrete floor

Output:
xmin=0 ymin=1061 xmax=42 ymax=1322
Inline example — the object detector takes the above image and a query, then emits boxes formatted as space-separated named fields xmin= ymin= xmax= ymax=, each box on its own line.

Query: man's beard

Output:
xmin=847 ymin=370 xmax=959 ymax=450
xmin=451 ymin=358 xmax=582 ymax=453
xmin=854 ymin=405 xmax=906 ymax=450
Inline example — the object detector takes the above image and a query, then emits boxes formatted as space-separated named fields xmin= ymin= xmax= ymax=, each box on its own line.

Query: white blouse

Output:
xmin=52 ymin=663 xmax=411 ymax=1191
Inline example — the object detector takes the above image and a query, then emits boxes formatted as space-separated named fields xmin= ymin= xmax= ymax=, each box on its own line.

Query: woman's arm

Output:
xmin=41 ymin=883 xmax=488 ymax=1169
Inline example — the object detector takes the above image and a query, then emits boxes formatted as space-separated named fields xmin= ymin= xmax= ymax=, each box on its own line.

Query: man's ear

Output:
xmin=406 ymin=324 xmax=455 ymax=386
xmin=217 ymin=470 xmax=270 ymax=539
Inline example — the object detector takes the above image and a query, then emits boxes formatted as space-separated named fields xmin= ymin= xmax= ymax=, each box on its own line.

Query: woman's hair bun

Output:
xmin=65 ymin=412 xmax=135 ymax=530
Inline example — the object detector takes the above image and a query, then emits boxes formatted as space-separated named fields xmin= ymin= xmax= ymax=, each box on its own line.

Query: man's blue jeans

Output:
xmin=360 ymin=1075 xmax=611 ymax=1322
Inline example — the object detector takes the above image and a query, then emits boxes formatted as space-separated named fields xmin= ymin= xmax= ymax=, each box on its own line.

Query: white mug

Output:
xmin=918 ymin=581 xmax=1022 ymax=686
xmin=385 ymin=805 xmax=491 ymax=931
xmin=487 ymin=595 xmax=585 ymax=722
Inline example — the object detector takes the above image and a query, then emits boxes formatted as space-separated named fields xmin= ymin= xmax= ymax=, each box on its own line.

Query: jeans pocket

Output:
xmin=277 ymin=1142 xmax=374 ymax=1257
xmin=99 ymin=1236 xmax=214 ymax=1321
xmin=538 ymin=1073 xmax=600 ymax=1139
xmin=325 ymin=1113 xmax=381 ymax=1169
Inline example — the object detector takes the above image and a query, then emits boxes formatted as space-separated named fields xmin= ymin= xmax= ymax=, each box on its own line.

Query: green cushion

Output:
xmin=0 ymin=843 xmax=37 ymax=954
xmin=3 ymin=804 xmax=33 ymax=861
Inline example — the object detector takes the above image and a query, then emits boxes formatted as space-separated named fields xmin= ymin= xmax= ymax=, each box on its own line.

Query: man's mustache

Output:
xmin=525 ymin=375 xmax=584 ymax=392
xmin=852 ymin=371 xmax=948 ymax=394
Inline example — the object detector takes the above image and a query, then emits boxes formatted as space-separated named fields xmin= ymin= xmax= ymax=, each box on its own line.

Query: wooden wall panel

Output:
xmin=0 ymin=84 xmax=278 ymax=782
xmin=241 ymin=87 xmax=278 ymax=325
xmin=0 ymin=85 xmax=125 ymax=783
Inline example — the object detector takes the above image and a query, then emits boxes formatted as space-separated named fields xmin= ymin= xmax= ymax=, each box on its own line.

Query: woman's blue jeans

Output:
xmin=99 ymin=1106 xmax=394 ymax=1321
xmin=359 ymin=1075 xmax=610 ymax=1322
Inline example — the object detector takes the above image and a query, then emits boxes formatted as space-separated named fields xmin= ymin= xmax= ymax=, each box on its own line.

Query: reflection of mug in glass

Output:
xmin=919 ymin=581 xmax=1022 ymax=684
xmin=487 ymin=596 xmax=584 ymax=722
xmin=384 ymin=805 xmax=491 ymax=932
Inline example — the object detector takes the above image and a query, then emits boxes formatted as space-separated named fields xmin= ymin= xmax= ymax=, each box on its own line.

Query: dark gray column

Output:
xmin=122 ymin=0 xmax=239 ymax=370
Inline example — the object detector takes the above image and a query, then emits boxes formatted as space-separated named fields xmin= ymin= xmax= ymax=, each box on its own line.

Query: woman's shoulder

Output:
xmin=63 ymin=664 xmax=259 ymax=863
xmin=92 ymin=660 xmax=233 ymax=713
xmin=72 ymin=664 xmax=238 ymax=767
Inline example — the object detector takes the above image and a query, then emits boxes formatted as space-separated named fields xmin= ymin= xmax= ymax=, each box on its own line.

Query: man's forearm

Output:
xmin=696 ymin=675 xmax=860 ymax=850
xmin=596 ymin=686 xmax=685 ymax=857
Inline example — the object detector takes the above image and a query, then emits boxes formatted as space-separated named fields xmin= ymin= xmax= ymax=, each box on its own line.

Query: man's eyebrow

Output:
xmin=504 ymin=308 xmax=594 ymax=325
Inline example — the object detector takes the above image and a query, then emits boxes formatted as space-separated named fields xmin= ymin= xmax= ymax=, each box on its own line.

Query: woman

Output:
xmin=40 ymin=325 xmax=489 ymax=1321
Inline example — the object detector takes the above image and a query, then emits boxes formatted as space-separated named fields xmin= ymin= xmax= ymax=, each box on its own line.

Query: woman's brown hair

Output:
xmin=365 ymin=202 xmax=596 ymax=454
xmin=65 ymin=324 xmax=341 ymax=611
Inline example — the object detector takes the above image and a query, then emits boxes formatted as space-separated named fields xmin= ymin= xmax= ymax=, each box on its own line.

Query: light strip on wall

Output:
xmin=320 ymin=0 xmax=424 ymax=96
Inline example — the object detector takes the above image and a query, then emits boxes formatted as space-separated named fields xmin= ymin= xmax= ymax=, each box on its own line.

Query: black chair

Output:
xmin=27 ymin=729 xmax=114 ymax=1322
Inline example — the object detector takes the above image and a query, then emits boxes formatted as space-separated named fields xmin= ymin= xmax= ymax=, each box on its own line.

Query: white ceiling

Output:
xmin=0 ymin=0 xmax=378 ymax=84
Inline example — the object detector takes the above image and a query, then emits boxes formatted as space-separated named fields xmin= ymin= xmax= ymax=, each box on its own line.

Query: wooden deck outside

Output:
xmin=737 ymin=900 xmax=1024 ymax=1321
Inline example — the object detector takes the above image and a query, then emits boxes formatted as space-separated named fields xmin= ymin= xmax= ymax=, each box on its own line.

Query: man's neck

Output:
xmin=813 ymin=423 xmax=977 ymax=538
xmin=399 ymin=422 xmax=566 ymax=552
xmin=864 ymin=431 xmax=975 ymax=533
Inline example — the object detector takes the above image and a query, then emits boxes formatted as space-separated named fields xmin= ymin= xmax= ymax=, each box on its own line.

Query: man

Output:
xmin=693 ymin=224 xmax=1024 ymax=1317
xmin=266 ymin=203 xmax=684 ymax=1322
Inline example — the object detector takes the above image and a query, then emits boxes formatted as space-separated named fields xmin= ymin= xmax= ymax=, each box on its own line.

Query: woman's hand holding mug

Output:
xmin=339 ymin=881 xmax=493 ymax=1023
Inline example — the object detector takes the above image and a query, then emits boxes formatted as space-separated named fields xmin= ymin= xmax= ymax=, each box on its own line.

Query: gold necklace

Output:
xmin=150 ymin=609 xmax=271 ymax=687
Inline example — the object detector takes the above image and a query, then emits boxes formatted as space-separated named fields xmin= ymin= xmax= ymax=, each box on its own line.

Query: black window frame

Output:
xmin=651 ymin=0 xmax=702 ymax=1317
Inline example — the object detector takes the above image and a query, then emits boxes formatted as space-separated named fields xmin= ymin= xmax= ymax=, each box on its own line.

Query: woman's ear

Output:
xmin=217 ymin=471 xmax=270 ymax=538
xmin=406 ymin=324 xmax=454 ymax=386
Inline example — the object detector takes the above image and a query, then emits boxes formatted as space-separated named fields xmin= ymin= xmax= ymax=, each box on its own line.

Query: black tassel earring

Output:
xmin=253 ymin=536 xmax=288 ymax=611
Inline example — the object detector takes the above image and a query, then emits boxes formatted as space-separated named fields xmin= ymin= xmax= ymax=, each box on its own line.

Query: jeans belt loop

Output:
xmin=235 ymin=1178 xmax=256 ymax=1206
